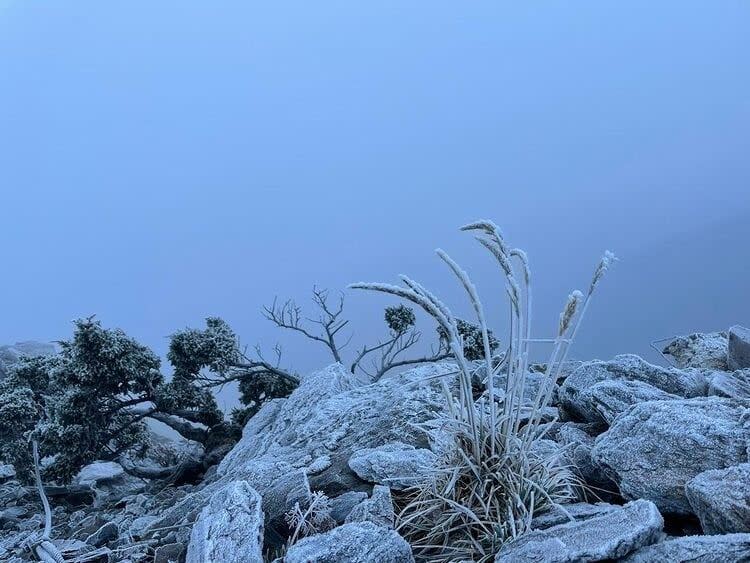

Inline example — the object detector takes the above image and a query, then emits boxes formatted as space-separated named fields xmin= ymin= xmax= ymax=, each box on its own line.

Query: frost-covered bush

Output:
xmin=384 ymin=304 xmax=416 ymax=334
xmin=437 ymin=318 xmax=500 ymax=361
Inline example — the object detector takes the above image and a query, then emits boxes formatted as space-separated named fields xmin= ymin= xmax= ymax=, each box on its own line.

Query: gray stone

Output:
xmin=154 ymin=543 xmax=184 ymax=563
xmin=495 ymin=499 xmax=663 ymax=562
xmin=591 ymin=397 xmax=750 ymax=514
xmin=729 ymin=326 xmax=750 ymax=371
xmin=589 ymin=380 xmax=679 ymax=424
xmin=186 ymin=480 xmax=264 ymax=563
xmin=85 ymin=521 xmax=118 ymax=547
xmin=554 ymin=424 xmax=616 ymax=494
xmin=710 ymin=369 xmax=750 ymax=400
xmin=128 ymin=515 xmax=158 ymax=538
xmin=559 ymin=355 xmax=707 ymax=423
xmin=329 ymin=491 xmax=368 ymax=524
xmin=348 ymin=442 xmax=436 ymax=490
xmin=662 ymin=332 xmax=729 ymax=370
xmin=284 ymin=521 xmax=414 ymax=563
xmin=621 ymin=533 xmax=750 ymax=562
xmin=345 ymin=485 xmax=396 ymax=528
xmin=686 ymin=463 xmax=750 ymax=533
xmin=0 ymin=464 xmax=15 ymax=481
xmin=530 ymin=502 xmax=620 ymax=530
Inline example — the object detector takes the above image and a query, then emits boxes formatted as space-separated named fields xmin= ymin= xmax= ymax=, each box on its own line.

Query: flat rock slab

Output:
xmin=530 ymin=502 xmax=620 ymax=531
xmin=621 ymin=533 xmax=750 ymax=562
xmin=686 ymin=463 xmax=750 ymax=534
xmin=284 ymin=522 xmax=414 ymax=563
xmin=186 ymin=480 xmax=264 ymax=563
xmin=348 ymin=442 xmax=436 ymax=490
xmin=495 ymin=499 xmax=663 ymax=563
xmin=592 ymin=397 xmax=750 ymax=514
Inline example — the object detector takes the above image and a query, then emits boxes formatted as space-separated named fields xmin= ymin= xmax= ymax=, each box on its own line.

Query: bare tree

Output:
xmin=264 ymin=287 xmax=450 ymax=381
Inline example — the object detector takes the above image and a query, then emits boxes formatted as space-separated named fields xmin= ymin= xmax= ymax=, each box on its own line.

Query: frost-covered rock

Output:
xmin=348 ymin=442 xmax=436 ymax=490
xmin=345 ymin=485 xmax=395 ymax=528
xmin=495 ymin=499 xmax=663 ymax=562
xmin=559 ymin=355 xmax=707 ymax=422
xmin=146 ymin=363 xmax=453 ymax=544
xmin=186 ymin=481 xmax=264 ymax=563
xmin=530 ymin=502 xmax=620 ymax=530
xmin=728 ymin=326 xmax=750 ymax=371
xmin=708 ymin=369 xmax=750 ymax=399
xmin=686 ymin=463 xmax=750 ymax=533
xmin=328 ymin=491 xmax=368 ymax=524
xmin=283 ymin=522 xmax=414 ymax=563
xmin=84 ymin=521 xmax=118 ymax=547
xmin=662 ymin=332 xmax=728 ymax=370
xmin=589 ymin=379 xmax=679 ymax=424
xmin=0 ymin=464 xmax=15 ymax=482
xmin=591 ymin=397 xmax=750 ymax=514
xmin=75 ymin=460 xmax=143 ymax=505
xmin=621 ymin=533 xmax=750 ymax=562
xmin=554 ymin=423 xmax=615 ymax=494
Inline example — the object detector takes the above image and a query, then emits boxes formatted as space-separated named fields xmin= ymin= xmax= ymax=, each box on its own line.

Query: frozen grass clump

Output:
xmin=350 ymin=220 xmax=614 ymax=562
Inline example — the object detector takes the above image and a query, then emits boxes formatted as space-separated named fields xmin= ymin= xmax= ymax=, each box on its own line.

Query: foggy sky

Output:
xmin=1 ymin=2 xmax=748 ymax=411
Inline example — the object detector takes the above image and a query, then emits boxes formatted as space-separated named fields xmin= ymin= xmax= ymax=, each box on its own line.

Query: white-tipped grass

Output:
xmin=350 ymin=220 xmax=614 ymax=562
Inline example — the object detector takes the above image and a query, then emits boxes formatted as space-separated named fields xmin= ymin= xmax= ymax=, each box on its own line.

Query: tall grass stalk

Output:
xmin=350 ymin=220 xmax=613 ymax=562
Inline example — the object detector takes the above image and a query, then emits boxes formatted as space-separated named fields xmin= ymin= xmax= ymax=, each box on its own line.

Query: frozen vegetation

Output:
xmin=1 ymin=221 xmax=749 ymax=562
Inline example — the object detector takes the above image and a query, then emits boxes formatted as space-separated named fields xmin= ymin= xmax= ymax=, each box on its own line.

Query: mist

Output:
xmin=2 ymin=1 xmax=749 ymax=411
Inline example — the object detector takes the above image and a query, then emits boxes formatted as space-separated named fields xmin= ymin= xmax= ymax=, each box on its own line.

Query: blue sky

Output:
xmin=1 ymin=2 xmax=748 ymax=408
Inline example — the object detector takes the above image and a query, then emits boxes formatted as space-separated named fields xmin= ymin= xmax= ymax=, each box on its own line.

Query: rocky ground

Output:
xmin=2 ymin=326 xmax=750 ymax=562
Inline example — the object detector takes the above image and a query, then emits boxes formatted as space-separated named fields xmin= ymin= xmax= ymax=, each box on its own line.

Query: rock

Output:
xmin=154 ymin=542 xmax=184 ymax=563
xmin=283 ymin=521 xmax=414 ymax=563
xmin=554 ymin=424 xmax=616 ymax=495
xmin=709 ymin=369 xmax=750 ymax=400
xmin=345 ymin=485 xmax=396 ymax=528
xmin=530 ymin=502 xmax=620 ymax=530
xmin=75 ymin=461 xmax=143 ymax=505
xmin=128 ymin=515 xmax=158 ymax=538
xmin=686 ymin=463 xmax=750 ymax=533
xmin=621 ymin=533 xmax=750 ymax=562
xmin=186 ymin=480 xmax=264 ymax=563
xmin=348 ymin=442 xmax=436 ymax=490
xmin=329 ymin=491 xmax=368 ymax=524
xmin=662 ymin=332 xmax=729 ymax=370
xmin=85 ymin=521 xmax=119 ymax=547
xmin=495 ymin=499 xmax=663 ymax=562
xmin=591 ymin=397 xmax=750 ymax=514
xmin=729 ymin=326 xmax=750 ymax=371
xmin=0 ymin=464 xmax=15 ymax=482
xmin=559 ymin=355 xmax=707 ymax=423
xmin=0 ymin=506 xmax=28 ymax=525
xmin=589 ymin=380 xmax=679 ymax=424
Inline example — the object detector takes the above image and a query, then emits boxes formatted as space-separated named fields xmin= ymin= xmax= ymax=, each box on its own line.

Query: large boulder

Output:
xmin=621 ymin=533 xmax=750 ymax=562
xmin=348 ymin=442 xmax=436 ymax=490
xmin=186 ymin=481 xmax=264 ymax=563
xmin=283 ymin=522 xmax=414 ymax=563
xmin=495 ymin=499 xmax=663 ymax=562
xmin=662 ymin=332 xmax=728 ymax=370
xmin=588 ymin=380 xmax=678 ymax=425
xmin=559 ymin=355 xmax=707 ymax=423
xmin=145 ymin=363 xmax=454 ymax=543
xmin=686 ymin=463 xmax=750 ymax=534
xmin=591 ymin=397 xmax=750 ymax=514
xmin=728 ymin=326 xmax=750 ymax=371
